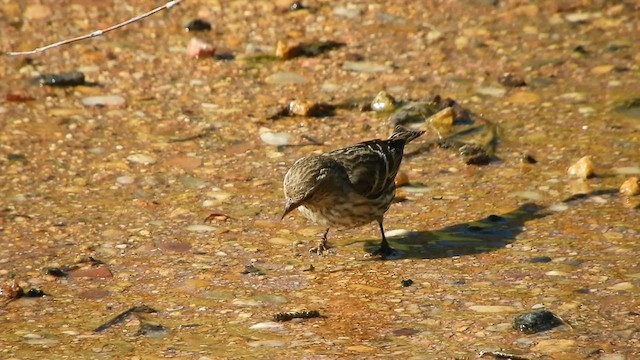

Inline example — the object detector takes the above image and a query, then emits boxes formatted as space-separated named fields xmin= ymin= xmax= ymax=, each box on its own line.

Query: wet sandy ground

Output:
xmin=1 ymin=0 xmax=639 ymax=358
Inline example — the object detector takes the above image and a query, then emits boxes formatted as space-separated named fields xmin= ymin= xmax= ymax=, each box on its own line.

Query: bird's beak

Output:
xmin=281 ymin=199 xmax=300 ymax=221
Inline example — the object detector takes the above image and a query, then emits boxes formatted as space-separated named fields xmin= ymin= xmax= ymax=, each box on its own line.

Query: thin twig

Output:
xmin=5 ymin=0 xmax=183 ymax=56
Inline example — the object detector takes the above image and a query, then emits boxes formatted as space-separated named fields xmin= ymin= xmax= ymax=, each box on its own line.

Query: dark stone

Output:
xmin=401 ymin=279 xmax=413 ymax=287
xmin=185 ymin=19 xmax=211 ymax=32
xmin=529 ymin=256 xmax=552 ymax=263
xmin=289 ymin=1 xmax=307 ymax=11
xmin=36 ymin=71 xmax=86 ymax=87
xmin=513 ymin=310 xmax=563 ymax=334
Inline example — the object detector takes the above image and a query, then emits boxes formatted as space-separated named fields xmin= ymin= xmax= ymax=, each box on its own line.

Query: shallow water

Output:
xmin=1 ymin=0 xmax=639 ymax=358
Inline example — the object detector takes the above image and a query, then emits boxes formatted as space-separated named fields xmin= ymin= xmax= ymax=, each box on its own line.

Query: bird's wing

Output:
xmin=325 ymin=139 xmax=403 ymax=198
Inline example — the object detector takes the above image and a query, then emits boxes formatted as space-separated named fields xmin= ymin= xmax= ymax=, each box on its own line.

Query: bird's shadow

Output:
xmin=362 ymin=187 xmax=619 ymax=260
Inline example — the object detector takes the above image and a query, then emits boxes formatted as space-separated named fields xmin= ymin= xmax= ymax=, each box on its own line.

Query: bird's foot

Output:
xmin=368 ymin=244 xmax=397 ymax=259
xmin=309 ymin=242 xmax=330 ymax=256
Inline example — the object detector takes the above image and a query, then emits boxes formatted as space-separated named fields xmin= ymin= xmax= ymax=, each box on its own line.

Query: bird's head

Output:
xmin=281 ymin=156 xmax=338 ymax=220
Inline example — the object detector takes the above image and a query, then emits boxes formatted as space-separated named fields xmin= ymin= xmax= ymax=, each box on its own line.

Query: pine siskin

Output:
xmin=281 ymin=125 xmax=424 ymax=257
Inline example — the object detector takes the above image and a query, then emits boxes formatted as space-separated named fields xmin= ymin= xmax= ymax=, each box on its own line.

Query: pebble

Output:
xmin=24 ymin=4 xmax=52 ymax=20
xmin=428 ymin=107 xmax=454 ymax=133
xmin=545 ymin=270 xmax=568 ymax=276
xmin=370 ymin=91 xmax=396 ymax=112
xmin=185 ymin=225 xmax=216 ymax=232
xmin=384 ymin=229 xmax=410 ymax=238
xmin=557 ymin=92 xmax=587 ymax=103
xmin=288 ymin=100 xmax=333 ymax=117
xmin=185 ymin=19 xmax=212 ymax=32
xmin=608 ymin=282 xmax=633 ymax=291
xmin=498 ymin=73 xmax=526 ymax=87
xmin=249 ymin=322 xmax=284 ymax=331
xmin=186 ymin=38 xmax=215 ymax=58
xmin=476 ymin=86 xmax=506 ymax=98
xmin=175 ymin=177 xmax=206 ymax=189
xmin=531 ymin=339 xmax=576 ymax=353
xmin=81 ymin=95 xmax=126 ymax=107
xmin=468 ymin=305 xmax=518 ymax=313
xmin=265 ymin=72 xmax=307 ymax=85
xmin=166 ymin=156 xmax=202 ymax=171
xmin=247 ymin=340 xmax=285 ymax=348
xmin=619 ymin=177 xmax=639 ymax=196
xmin=126 ymin=154 xmax=157 ymax=165
xmin=567 ymin=156 xmax=594 ymax=179
xmin=346 ymin=345 xmax=376 ymax=352
xmin=565 ymin=12 xmax=600 ymax=23
xmin=485 ymin=323 xmax=512 ymax=332
xmin=259 ymin=127 xmax=291 ymax=146
xmin=68 ymin=265 xmax=113 ymax=279
xmin=37 ymin=71 xmax=86 ymax=87
xmin=613 ymin=166 xmax=640 ymax=175
xmin=394 ymin=171 xmax=410 ymax=187
xmin=232 ymin=298 xmax=263 ymax=307
xmin=513 ymin=310 xmax=563 ymax=334
xmin=591 ymin=65 xmax=614 ymax=75
xmin=116 ymin=176 xmax=135 ymax=185
xmin=268 ymin=237 xmax=292 ymax=246
xmin=578 ymin=107 xmax=595 ymax=115
xmin=600 ymin=354 xmax=626 ymax=360
xmin=342 ymin=61 xmax=391 ymax=73
xmin=24 ymin=338 xmax=59 ymax=345
xmin=333 ymin=4 xmax=362 ymax=18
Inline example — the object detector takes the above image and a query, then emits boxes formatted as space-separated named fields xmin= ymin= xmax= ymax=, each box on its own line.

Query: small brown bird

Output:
xmin=281 ymin=125 xmax=424 ymax=257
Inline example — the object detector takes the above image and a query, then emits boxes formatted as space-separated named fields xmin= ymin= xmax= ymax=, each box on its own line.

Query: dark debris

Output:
xmin=185 ymin=19 xmax=212 ymax=32
xmin=273 ymin=310 xmax=321 ymax=322
xmin=33 ymin=71 xmax=86 ymax=87
xmin=513 ymin=309 xmax=564 ymax=334
xmin=93 ymin=305 xmax=158 ymax=333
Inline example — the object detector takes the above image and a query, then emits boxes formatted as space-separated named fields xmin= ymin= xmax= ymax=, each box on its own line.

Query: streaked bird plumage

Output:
xmin=282 ymin=125 xmax=424 ymax=257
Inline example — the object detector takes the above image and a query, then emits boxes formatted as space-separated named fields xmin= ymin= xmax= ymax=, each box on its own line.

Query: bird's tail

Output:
xmin=388 ymin=125 xmax=425 ymax=144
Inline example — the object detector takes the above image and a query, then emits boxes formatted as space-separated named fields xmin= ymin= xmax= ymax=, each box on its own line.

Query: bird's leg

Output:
xmin=371 ymin=220 xmax=395 ymax=258
xmin=309 ymin=228 xmax=331 ymax=255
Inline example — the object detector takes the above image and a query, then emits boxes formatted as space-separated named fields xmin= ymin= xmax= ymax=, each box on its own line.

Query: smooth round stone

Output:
xmin=321 ymin=82 xmax=340 ymax=92
xmin=608 ymin=282 xmax=633 ymax=291
xmin=384 ymin=229 xmax=410 ymax=238
xmin=249 ymin=322 xmax=284 ymax=331
xmin=557 ymin=92 xmax=586 ymax=103
xmin=402 ymin=185 xmax=430 ymax=193
xmin=259 ymin=127 xmax=291 ymax=146
xmin=548 ymin=203 xmax=569 ymax=212
xmin=476 ymin=86 xmax=506 ymax=97
xmin=265 ymin=72 xmax=307 ymax=85
xmin=116 ymin=176 xmax=135 ymax=185
xmin=545 ymin=270 xmax=568 ymax=276
xmin=342 ymin=61 xmax=391 ymax=73
xmin=333 ymin=5 xmax=362 ymax=18
xmin=81 ymin=95 xmax=125 ymax=107
xmin=185 ymin=225 xmax=216 ymax=232
xmin=126 ymin=154 xmax=157 ymax=165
